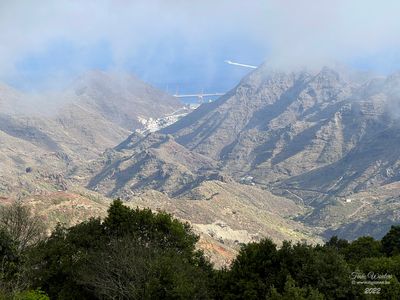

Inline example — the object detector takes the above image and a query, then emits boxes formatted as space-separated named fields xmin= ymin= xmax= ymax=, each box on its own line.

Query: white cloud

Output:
xmin=0 ymin=0 xmax=399 ymax=83
xmin=263 ymin=0 xmax=400 ymax=68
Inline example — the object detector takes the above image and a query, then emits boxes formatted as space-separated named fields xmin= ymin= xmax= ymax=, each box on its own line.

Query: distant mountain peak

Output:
xmin=315 ymin=66 xmax=341 ymax=81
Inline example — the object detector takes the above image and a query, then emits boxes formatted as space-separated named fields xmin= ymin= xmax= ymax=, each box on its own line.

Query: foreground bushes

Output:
xmin=0 ymin=200 xmax=399 ymax=299
xmin=216 ymin=236 xmax=400 ymax=299
xmin=27 ymin=200 xmax=214 ymax=299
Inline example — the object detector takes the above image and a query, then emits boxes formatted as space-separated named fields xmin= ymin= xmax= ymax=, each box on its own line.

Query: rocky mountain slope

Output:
xmin=87 ymin=132 xmax=222 ymax=198
xmin=3 ymin=63 xmax=399 ymax=262
xmin=1 ymin=69 xmax=323 ymax=266
xmin=0 ymin=71 xmax=182 ymax=196
xmin=161 ymin=65 xmax=394 ymax=195
xmin=69 ymin=71 xmax=182 ymax=130
xmin=88 ymin=64 xmax=400 ymax=240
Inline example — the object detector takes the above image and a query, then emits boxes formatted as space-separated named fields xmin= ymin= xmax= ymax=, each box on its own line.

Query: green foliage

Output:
xmin=217 ymin=239 xmax=354 ymax=299
xmin=79 ymin=236 xmax=212 ymax=299
xmin=14 ymin=289 xmax=49 ymax=300
xmin=103 ymin=199 xmax=199 ymax=255
xmin=0 ymin=202 xmax=45 ymax=297
xmin=27 ymin=200 xmax=213 ymax=299
xmin=358 ymin=255 xmax=400 ymax=279
xmin=325 ymin=236 xmax=349 ymax=252
xmin=217 ymin=239 xmax=278 ymax=299
xmin=1 ymin=199 xmax=399 ymax=299
xmin=0 ymin=229 xmax=20 ymax=292
xmin=341 ymin=236 xmax=383 ymax=263
xmin=269 ymin=275 xmax=324 ymax=300
xmin=0 ymin=201 xmax=45 ymax=252
xmin=355 ymin=255 xmax=400 ymax=298
xmin=382 ymin=225 xmax=400 ymax=256
xmin=27 ymin=220 xmax=104 ymax=299
xmin=378 ymin=276 xmax=400 ymax=299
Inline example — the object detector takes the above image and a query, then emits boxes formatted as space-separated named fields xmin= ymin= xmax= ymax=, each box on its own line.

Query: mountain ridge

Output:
xmin=87 ymin=64 xmax=400 ymax=240
xmin=0 ymin=71 xmax=183 ymax=196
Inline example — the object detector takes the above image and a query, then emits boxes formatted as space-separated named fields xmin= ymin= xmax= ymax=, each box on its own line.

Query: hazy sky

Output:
xmin=1 ymin=0 xmax=400 ymax=93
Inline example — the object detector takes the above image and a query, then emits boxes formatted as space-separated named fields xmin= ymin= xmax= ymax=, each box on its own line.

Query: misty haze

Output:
xmin=0 ymin=1 xmax=399 ymax=299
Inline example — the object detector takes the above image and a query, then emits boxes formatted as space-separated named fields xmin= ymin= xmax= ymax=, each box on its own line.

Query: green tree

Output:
xmin=357 ymin=255 xmax=400 ymax=298
xmin=28 ymin=200 xmax=214 ymax=299
xmin=78 ymin=236 xmax=213 ymax=299
xmin=0 ymin=201 xmax=45 ymax=253
xmin=325 ymin=236 xmax=349 ymax=252
xmin=269 ymin=275 xmax=324 ymax=300
xmin=216 ymin=239 xmax=278 ymax=299
xmin=27 ymin=220 xmax=103 ymax=299
xmin=0 ymin=229 xmax=20 ymax=295
xmin=103 ymin=200 xmax=199 ymax=256
xmin=342 ymin=236 xmax=383 ymax=263
xmin=216 ymin=240 xmax=354 ymax=299
xmin=278 ymin=243 xmax=353 ymax=299
xmin=382 ymin=225 xmax=400 ymax=256
xmin=0 ymin=201 xmax=45 ymax=297
xmin=358 ymin=255 xmax=400 ymax=279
